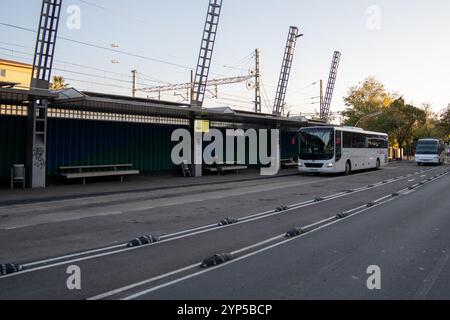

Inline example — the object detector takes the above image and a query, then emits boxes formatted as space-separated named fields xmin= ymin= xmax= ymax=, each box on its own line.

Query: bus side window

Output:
xmin=335 ymin=131 xmax=342 ymax=161
xmin=343 ymin=132 xmax=352 ymax=148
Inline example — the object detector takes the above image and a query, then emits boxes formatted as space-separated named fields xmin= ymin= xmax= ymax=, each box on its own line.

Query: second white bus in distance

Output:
xmin=297 ymin=126 xmax=389 ymax=175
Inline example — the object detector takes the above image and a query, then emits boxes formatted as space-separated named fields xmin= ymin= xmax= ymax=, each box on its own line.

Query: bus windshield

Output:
xmin=416 ymin=141 xmax=438 ymax=155
xmin=299 ymin=128 xmax=335 ymax=160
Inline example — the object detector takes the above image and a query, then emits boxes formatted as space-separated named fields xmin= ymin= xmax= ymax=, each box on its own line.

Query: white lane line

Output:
xmin=89 ymin=234 xmax=286 ymax=301
xmin=4 ymin=168 xmax=440 ymax=278
xmin=401 ymin=189 xmax=416 ymax=196
xmin=0 ymin=197 xmax=339 ymax=278
xmin=87 ymin=263 xmax=200 ymax=301
xmin=122 ymin=172 xmax=450 ymax=300
xmin=160 ymin=223 xmax=218 ymax=240
xmin=19 ymin=206 xmax=302 ymax=269
xmin=23 ymin=243 xmax=126 ymax=268
xmin=121 ymin=199 xmax=399 ymax=301
xmin=94 ymin=171 xmax=449 ymax=300
xmin=0 ymin=167 xmax=436 ymax=218
xmin=231 ymin=234 xmax=285 ymax=255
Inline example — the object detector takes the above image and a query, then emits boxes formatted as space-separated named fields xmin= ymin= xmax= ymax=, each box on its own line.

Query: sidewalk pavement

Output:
xmin=0 ymin=168 xmax=299 ymax=206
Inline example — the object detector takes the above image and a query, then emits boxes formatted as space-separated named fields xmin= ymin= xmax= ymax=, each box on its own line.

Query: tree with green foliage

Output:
xmin=438 ymin=107 xmax=450 ymax=139
xmin=383 ymin=98 xmax=426 ymax=149
xmin=342 ymin=76 xmax=395 ymax=130
xmin=49 ymin=76 xmax=69 ymax=90
xmin=342 ymin=78 xmax=434 ymax=151
xmin=413 ymin=104 xmax=443 ymax=140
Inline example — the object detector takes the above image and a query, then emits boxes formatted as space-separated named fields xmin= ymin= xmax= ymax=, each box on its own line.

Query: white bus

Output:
xmin=415 ymin=138 xmax=446 ymax=166
xmin=297 ymin=126 xmax=389 ymax=175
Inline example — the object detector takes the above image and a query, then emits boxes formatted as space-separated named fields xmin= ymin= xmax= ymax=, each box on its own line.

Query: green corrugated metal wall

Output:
xmin=0 ymin=115 xmax=299 ymax=178
xmin=0 ymin=115 xmax=27 ymax=178
xmin=46 ymin=118 xmax=186 ymax=175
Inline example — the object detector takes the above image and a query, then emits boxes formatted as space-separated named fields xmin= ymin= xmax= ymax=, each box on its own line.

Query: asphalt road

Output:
xmin=0 ymin=161 xmax=432 ymax=263
xmin=135 ymin=168 xmax=450 ymax=300
xmin=0 ymin=162 xmax=449 ymax=300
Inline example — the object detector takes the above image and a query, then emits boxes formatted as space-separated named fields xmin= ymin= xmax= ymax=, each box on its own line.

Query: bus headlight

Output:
xmin=298 ymin=162 xmax=303 ymax=167
xmin=326 ymin=163 xmax=334 ymax=168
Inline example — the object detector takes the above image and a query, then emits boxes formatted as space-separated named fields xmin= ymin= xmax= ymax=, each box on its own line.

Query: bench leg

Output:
xmin=121 ymin=175 xmax=124 ymax=183
xmin=83 ymin=177 xmax=86 ymax=185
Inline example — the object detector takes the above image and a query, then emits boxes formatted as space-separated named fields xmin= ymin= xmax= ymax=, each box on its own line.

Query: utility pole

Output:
xmin=320 ymin=79 xmax=323 ymax=111
xmin=131 ymin=69 xmax=137 ymax=97
xmin=254 ymin=48 xmax=262 ymax=113
xmin=190 ymin=70 xmax=194 ymax=104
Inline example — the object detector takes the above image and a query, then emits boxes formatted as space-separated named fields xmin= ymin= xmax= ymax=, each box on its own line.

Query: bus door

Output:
xmin=335 ymin=130 xmax=342 ymax=163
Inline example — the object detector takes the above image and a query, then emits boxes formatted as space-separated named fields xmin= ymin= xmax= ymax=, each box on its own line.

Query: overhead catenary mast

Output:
xmin=191 ymin=0 xmax=223 ymax=107
xmin=272 ymin=26 xmax=302 ymax=116
xmin=28 ymin=0 xmax=63 ymax=188
xmin=320 ymin=51 xmax=341 ymax=121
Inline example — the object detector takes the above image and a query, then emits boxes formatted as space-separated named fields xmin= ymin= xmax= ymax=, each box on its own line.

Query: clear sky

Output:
xmin=1 ymin=0 xmax=449 ymax=116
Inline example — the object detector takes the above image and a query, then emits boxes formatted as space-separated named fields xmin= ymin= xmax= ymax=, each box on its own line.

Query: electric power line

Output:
xmin=0 ymin=22 xmax=194 ymax=71
xmin=0 ymin=46 xmax=169 ymax=88
xmin=0 ymin=22 xmax=240 ymax=79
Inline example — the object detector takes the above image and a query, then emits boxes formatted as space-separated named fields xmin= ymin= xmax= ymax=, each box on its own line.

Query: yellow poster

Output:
xmin=194 ymin=120 xmax=210 ymax=133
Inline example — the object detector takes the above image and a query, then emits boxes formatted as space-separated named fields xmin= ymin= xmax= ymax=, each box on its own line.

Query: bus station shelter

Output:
xmin=0 ymin=87 xmax=324 ymax=188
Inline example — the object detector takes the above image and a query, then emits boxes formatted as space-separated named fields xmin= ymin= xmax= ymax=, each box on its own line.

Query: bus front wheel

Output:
xmin=345 ymin=161 xmax=351 ymax=175
xmin=376 ymin=159 xmax=381 ymax=170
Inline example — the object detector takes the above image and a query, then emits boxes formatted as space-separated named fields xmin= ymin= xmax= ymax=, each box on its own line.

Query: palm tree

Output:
xmin=49 ymin=76 xmax=69 ymax=90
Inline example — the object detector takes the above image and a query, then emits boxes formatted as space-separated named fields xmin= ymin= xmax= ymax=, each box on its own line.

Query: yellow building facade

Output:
xmin=0 ymin=59 xmax=32 ymax=89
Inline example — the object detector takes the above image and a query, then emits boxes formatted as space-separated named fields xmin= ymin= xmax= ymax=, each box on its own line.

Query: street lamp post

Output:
xmin=355 ymin=111 xmax=383 ymax=127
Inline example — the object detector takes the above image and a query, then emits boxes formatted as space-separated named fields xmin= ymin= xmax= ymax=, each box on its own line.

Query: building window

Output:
xmin=0 ymin=69 xmax=6 ymax=77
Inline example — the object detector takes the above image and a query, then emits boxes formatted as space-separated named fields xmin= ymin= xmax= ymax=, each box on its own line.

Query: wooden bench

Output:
xmin=204 ymin=162 xmax=248 ymax=176
xmin=60 ymin=164 xmax=139 ymax=184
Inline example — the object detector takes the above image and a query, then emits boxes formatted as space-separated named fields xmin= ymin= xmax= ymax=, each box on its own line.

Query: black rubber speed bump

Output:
xmin=345 ymin=189 xmax=355 ymax=194
xmin=336 ymin=213 xmax=349 ymax=219
xmin=126 ymin=235 xmax=160 ymax=248
xmin=275 ymin=205 xmax=289 ymax=212
xmin=314 ymin=197 xmax=324 ymax=202
xmin=201 ymin=253 xmax=233 ymax=268
xmin=366 ymin=202 xmax=376 ymax=208
xmin=391 ymin=192 xmax=400 ymax=197
xmin=218 ymin=217 xmax=239 ymax=226
xmin=285 ymin=227 xmax=304 ymax=238
xmin=0 ymin=263 xmax=23 ymax=276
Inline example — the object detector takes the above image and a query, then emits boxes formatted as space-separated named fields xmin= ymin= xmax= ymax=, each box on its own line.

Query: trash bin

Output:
xmin=11 ymin=164 xmax=25 ymax=189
